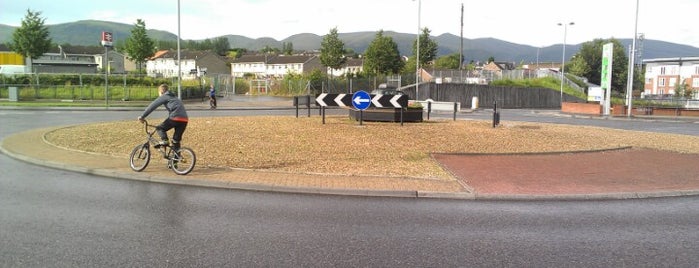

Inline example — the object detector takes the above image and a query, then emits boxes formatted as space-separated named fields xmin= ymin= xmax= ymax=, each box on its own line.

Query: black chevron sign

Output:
xmin=370 ymin=94 xmax=408 ymax=108
xmin=315 ymin=93 xmax=408 ymax=108
xmin=315 ymin=93 xmax=353 ymax=107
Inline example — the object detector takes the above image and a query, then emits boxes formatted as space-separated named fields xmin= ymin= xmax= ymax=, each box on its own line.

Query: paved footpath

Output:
xmin=3 ymin=100 xmax=699 ymax=200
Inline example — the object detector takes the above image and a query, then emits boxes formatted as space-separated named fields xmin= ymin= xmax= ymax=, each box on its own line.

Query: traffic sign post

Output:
xmin=352 ymin=90 xmax=371 ymax=110
xmin=315 ymin=92 xmax=407 ymax=109
xmin=352 ymin=91 xmax=370 ymax=125
xmin=314 ymin=91 xmax=410 ymax=125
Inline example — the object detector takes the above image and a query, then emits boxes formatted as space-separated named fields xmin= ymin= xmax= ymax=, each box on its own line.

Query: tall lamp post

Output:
xmin=626 ymin=0 xmax=640 ymax=117
xmin=414 ymin=0 xmax=421 ymax=100
xmin=177 ymin=0 xmax=182 ymax=99
xmin=557 ymin=22 xmax=574 ymax=105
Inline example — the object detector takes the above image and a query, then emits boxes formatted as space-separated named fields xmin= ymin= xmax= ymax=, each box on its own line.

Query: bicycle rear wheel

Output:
xmin=169 ymin=147 xmax=196 ymax=175
xmin=129 ymin=143 xmax=151 ymax=172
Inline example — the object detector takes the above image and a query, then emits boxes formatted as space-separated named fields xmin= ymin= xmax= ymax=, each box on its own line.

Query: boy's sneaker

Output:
xmin=154 ymin=140 xmax=169 ymax=148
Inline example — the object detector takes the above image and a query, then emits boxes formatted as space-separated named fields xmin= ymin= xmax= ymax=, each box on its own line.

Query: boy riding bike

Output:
xmin=209 ymin=84 xmax=217 ymax=109
xmin=137 ymin=84 xmax=189 ymax=151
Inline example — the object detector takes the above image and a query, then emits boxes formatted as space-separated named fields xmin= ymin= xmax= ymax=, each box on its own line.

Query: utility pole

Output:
xmin=626 ymin=0 xmax=640 ymax=117
xmin=177 ymin=0 xmax=182 ymax=99
xmin=415 ymin=0 xmax=421 ymax=100
xmin=459 ymin=2 xmax=464 ymax=70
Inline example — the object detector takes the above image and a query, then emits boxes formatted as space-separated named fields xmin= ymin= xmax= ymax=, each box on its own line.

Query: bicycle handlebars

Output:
xmin=139 ymin=119 xmax=158 ymax=135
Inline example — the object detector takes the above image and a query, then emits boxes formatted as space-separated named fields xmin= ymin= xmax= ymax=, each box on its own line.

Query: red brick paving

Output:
xmin=433 ymin=148 xmax=699 ymax=195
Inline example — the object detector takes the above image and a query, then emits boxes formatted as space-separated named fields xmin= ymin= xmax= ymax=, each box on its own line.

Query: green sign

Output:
xmin=601 ymin=43 xmax=613 ymax=90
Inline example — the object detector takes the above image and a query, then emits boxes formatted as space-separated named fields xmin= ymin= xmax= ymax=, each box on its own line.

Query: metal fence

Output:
xmin=399 ymin=82 xmax=585 ymax=109
xmin=1 ymin=70 xmax=592 ymax=107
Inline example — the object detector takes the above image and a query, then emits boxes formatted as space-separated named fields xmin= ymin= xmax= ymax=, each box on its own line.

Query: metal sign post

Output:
xmin=352 ymin=90 xmax=371 ymax=125
xmin=101 ymin=31 xmax=113 ymax=109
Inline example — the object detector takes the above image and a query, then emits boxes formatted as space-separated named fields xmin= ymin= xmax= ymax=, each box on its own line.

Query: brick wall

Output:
xmin=561 ymin=102 xmax=601 ymax=115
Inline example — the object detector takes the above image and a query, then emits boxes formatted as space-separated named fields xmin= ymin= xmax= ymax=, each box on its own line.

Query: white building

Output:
xmin=265 ymin=55 xmax=319 ymax=78
xmin=327 ymin=58 xmax=364 ymax=77
xmin=230 ymin=54 xmax=269 ymax=78
xmin=230 ymin=54 xmax=324 ymax=78
xmin=643 ymin=57 xmax=699 ymax=99
xmin=147 ymin=50 xmax=196 ymax=79
xmin=146 ymin=50 xmax=230 ymax=80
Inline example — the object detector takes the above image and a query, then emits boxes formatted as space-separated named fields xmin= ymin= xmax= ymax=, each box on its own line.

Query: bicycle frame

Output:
xmin=142 ymin=120 xmax=172 ymax=159
xmin=131 ymin=119 xmax=196 ymax=175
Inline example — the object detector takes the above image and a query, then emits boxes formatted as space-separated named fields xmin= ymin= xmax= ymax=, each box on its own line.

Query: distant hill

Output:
xmin=216 ymin=32 xmax=699 ymax=63
xmin=0 ymin=20 xmax=176 ymax=48
xmin=1 ymin=20 xmax=698 ymax=63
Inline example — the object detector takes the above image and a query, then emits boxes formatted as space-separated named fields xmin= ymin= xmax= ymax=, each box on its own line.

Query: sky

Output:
xmin=1 ymin=0 xmax=697 ymax=48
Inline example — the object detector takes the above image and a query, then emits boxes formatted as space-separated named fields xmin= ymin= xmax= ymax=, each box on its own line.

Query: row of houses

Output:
xmin=2 ymin=48 xmax=699 ymax=99
xmin=0 ymin=46 xmax=516 ymax=83
xmin=0 ymin=48 xmax=366 ymax=79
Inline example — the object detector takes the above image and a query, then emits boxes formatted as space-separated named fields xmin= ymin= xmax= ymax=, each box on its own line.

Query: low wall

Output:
xmin=561 ymin=102 xmax=601 ymax=115
xmin=561 ymin=102 xmax=699 ymax=117
xmin=631 ymin=106 xmax=699 ymax=117
xmin=399 ymin=83 xmax=586 ymax=109
xmin=414 ymin=100 xmax=461 ymax=112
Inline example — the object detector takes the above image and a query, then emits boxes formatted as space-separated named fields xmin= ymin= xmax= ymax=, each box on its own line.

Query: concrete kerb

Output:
xmin=543 ymin=110 xmax=699 ymax=123
xmin=4 ymin=132 xmax=696 ymax=201
xmin=3 ymin=106 xmax=699 ymax=201
xmin=0 ymin=128 xmax=476 ymax=200
xmin=471 ymin=190 xmax=699 ymax=201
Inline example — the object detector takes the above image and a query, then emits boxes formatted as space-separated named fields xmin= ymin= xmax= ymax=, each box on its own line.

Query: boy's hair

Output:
xmin=159 ymin=84 xmax=169 ymax=91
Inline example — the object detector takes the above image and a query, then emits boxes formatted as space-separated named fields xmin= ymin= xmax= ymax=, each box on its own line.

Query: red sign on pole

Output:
xmin=101 ymin=31 xmax=113 ymax=47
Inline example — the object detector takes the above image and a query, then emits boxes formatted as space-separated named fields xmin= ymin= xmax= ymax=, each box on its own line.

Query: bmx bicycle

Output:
xmin=209 ymin=96 xmax=217 ymax=109
xmin=129 ymin=119 xmax=196 ymax=175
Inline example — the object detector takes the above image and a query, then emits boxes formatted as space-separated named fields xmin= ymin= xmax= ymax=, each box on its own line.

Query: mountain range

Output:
xmin=1 ymin=20 xmax=698 ymax=63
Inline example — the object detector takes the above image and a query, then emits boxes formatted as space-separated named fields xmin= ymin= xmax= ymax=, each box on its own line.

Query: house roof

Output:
xmin=231 ymin=54 xmax=320 ymax=65
xmin=342 ymin=58 xmax=364 ymax=67
xmin=150 ymin=50 xmax=211 ymax=60
xmin=485 ymin=61 xmax=515 ymax=71
xmin=267 ymin=55 xmax=315 ymax=65
xmin=642 ymin=57 xmax=699 ymax=64
xmin=231 ymin=54 xmax=273 ymax=64
xmin=150 ymin=50 xmax=169 ymax=60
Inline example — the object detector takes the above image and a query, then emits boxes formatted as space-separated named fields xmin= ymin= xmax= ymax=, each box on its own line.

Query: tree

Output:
xmin=569 ymin=38 xmax=628 ymax=96
xmin=124 ymin=19 xmax=156 ymax=74
xmin=363 ymin=30 xmax=405 ymax=75
xmin=281 ymin=42 xmax=294 ymax=55
xmin=260 ymin=45 xmax=278 ymax=54
xmin=674 ymin=80 xmax=693 ymax=99
xmin=412 ymin=27 xmax=438 ymax=68
xmin=319 ymin=27 xmax=346 ymax=76
xmin=566 ymin=54 xmax=591 ymax=77
xmin=11 ymin=9 xmax=52 ymax=72
xmin=434 ymin=53 xmax=461 ymax=69
xmin=212 ymin=37 xmax=230 ymax=55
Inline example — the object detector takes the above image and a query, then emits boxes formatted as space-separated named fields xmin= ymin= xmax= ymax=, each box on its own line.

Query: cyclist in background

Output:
xmin=138 ymin=83 xmax=189 ymax=151
xmin=209 ymin=84 xmax=217 ymax=109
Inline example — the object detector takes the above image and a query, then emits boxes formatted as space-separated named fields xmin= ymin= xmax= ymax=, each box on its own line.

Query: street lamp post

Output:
xmin=414 ymin=0 xmax=421 ymax=100
xmin=177 ymin=0 xmax=182 ymax=99
xmin=626 ymin=0 xmax=640 ymax=117
xmin=558 ymin=22 xmax=574 ymax=105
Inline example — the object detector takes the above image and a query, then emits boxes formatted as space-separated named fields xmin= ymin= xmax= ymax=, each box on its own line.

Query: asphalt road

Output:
xmin=2 ymin=108 xmax=699 ymax=267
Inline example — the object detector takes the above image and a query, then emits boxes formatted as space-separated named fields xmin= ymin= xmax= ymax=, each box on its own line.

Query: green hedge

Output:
xmin=0 ymin=85 xmax=207 ymax=101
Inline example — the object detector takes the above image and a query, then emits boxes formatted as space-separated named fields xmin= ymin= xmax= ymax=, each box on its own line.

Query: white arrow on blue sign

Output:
xmin=352 ymin=90 xmax=371 ymax=110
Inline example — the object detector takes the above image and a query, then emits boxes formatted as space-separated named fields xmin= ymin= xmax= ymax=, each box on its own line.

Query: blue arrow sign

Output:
xmin=352 ymin=90 xmax=371 ymax=110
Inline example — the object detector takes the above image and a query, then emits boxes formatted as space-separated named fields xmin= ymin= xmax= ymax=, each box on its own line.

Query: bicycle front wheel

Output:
xmin=169 ymin=147 xmax=196 ymax=175
xmin=129 ymin=143 xmax=151 ymax=172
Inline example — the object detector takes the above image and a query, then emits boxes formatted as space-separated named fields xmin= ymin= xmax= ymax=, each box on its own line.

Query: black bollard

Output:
xmin=493 ymin=100 xmax=500 ymax=128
